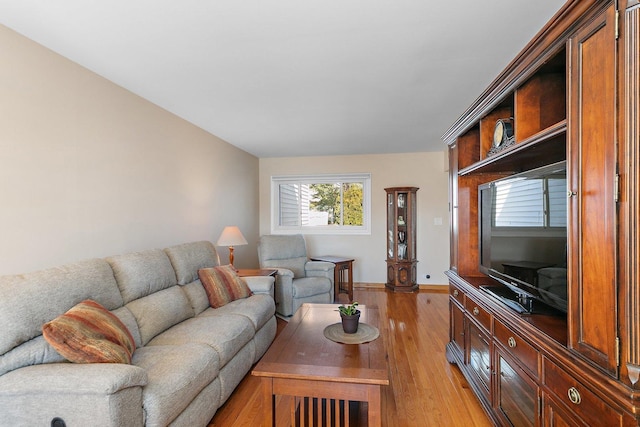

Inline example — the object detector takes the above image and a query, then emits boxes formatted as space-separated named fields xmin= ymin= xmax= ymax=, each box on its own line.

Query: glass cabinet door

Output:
xmin=495 ymin=350 xmax=538 ymax=427
xmin=387 ymin=192 xmax=394 ymax=259
xmin=468 ymin=321 xmax=491 ymax=400
xmin=397 ymin=192 xmax=408 ymax=260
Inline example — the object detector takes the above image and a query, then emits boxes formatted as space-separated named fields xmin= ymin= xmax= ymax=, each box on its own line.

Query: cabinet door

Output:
xmin=387 ymin=192 xmax=395 ymax=260
xmin=495 ymin=350 xmax=539 ymax=427
xmin=543 ymin=394 xmax=588 ymax=427
xmin=451 ymin=299 xmax=465 ymax=355
xmin=467 ymin=320 xmax=491 ymax=401
xmin=448 ymin=144 xmax=458 ymax=272
xmin=568 ymin=3 xmax=618 ymax=375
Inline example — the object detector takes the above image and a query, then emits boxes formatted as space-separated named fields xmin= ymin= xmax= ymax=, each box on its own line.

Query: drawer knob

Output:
xmin=568 ymin=387 xmax=581 ymax=405
xmin=508 ymin=337 xmax=517 ymax=348
xmin=453 ymin=289 xmax=459 ymax=297
xmin=473 ymin=307 xmax=480 ymax=316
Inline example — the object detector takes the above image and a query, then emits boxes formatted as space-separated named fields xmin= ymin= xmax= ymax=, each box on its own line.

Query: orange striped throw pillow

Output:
xmin=42 ymin=299 xmax=136 ymax=364
xmin=198 ymin=265 xmax=253 ymax=308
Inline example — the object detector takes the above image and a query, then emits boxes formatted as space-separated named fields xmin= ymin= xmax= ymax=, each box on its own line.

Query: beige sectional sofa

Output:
xmin=0 ymin=241 xmax=277 ymax=426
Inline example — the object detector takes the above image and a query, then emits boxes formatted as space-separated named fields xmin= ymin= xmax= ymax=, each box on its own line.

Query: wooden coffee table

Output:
xmin=252 ymin=303 xmax=388 ymax=426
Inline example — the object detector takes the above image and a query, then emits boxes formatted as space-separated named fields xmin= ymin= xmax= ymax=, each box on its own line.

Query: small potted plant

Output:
xmin=338 ymin=302 xmax=360 ymax=334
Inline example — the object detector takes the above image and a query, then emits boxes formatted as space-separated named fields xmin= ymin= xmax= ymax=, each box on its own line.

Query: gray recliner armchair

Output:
xmin=258 ymin=234 xmax=334 ymax=317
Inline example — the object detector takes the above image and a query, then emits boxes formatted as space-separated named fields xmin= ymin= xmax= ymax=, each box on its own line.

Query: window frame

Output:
xmin=270 ymin=173 xmax=371 ymax=235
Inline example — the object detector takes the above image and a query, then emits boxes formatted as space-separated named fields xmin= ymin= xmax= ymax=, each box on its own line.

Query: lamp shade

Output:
xmin=216 ymin=226 xmax=248 ymax=247
xmin=216 ymin=226 xmax=247 ymax=267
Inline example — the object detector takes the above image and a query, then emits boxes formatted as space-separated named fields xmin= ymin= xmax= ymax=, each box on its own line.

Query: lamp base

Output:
xmin=228 ymin=246 xmax=235 ymax=268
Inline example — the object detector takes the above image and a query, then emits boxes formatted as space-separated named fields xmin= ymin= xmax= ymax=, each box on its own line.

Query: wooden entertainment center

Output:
xmin=443 ymin=0 xmax=640 ymax=425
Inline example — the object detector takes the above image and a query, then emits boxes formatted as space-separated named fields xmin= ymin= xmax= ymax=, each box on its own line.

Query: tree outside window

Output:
xmin=309 ymin=183 xmax=363 ymax=226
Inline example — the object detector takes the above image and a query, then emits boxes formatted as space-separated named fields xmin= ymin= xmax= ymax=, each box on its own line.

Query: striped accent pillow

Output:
xmin=42 ymin=299 xmax=136 ymax=364
xmin=198 ymin=265 xmax=253 ymax=308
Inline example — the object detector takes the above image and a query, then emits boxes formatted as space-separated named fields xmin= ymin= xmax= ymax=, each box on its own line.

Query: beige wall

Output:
xmin=0 ymin=24 xmax=260 ymax=275
xmin=259 ymin=152 xmax=450 ymax=285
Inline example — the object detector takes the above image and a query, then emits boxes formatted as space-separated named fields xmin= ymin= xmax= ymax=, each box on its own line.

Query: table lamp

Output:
xmin=216 ymin=226 xmax=248 ymax=268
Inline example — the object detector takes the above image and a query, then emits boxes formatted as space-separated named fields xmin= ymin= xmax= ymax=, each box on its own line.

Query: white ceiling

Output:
xmin=0 ymin=0 xmax=566 ymax=158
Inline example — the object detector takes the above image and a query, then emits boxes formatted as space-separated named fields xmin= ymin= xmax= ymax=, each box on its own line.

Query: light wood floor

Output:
xmin=208 ymin=287 xmax=492 ymax=426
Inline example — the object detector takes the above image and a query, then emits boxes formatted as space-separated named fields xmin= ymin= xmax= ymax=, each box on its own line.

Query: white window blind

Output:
xmin=547 ymin=178 xmax=567 ymax=227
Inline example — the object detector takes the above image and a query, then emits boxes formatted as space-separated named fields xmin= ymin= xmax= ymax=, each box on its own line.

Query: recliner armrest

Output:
xmin=274 ymin=268 xmax=294 ymax=277
xmin=304 ymin=261 xmax=335 ymax=299
xmin=305 ymin=261 xmax=334 ymax=273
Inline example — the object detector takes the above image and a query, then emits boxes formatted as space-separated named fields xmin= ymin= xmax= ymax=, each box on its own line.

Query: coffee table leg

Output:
xmin=261 ymin=378 xmax=275 ymax=427
xmin=368 ymin=385 xmax=382 ymax=427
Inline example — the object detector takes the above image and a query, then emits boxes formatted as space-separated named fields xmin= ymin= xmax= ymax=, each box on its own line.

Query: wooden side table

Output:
xmin=236 ymin=269 xmax=277 ymax=278
xmin=310 ymin=256 xmax=354 ymax=302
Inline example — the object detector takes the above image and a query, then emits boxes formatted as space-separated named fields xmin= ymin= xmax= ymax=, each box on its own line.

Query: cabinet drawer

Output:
xmin=494 ymin=320 xmax=539 ymax=378
xmin=449 ymin=283 xmax=464 ymax=306
xmin=543 ymin=358 xmax=623 ymax=427
xmin=465 ymin=295 xmax=491 ymax=331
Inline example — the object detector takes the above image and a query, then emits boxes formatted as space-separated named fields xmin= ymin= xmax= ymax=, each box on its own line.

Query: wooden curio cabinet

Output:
xmin=443 ymin=0 xmax=640 ymax=425
xmin=385 ymin=187 xmax=418 ymax=292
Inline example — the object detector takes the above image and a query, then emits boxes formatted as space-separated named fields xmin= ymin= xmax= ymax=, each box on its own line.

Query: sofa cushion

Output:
xmin=0 ymin=258 xmax=123 ymax=358
xmin=198 ymin=294 xmax=275 ymax=331
xmin=132 ymin=344 xmax=219 ymax=427
xmin=146 ymin=315 xmax=254 ymax=366
xmin=107 ymin=249 xmax=177 ymax=304
xmin=42 ymin=300 xmax=136 ymax=364
xmin=293 ymin=276 xmax=332 ymax=298
xmin=111 ymin=306 xmax=143 ymax=349
xmin=125 ymin=286 xmax=194 ymax=346
xmin=217 ymin=341 xmax=255 ymax=404
xmin=164 ymin=241 xmax=219 ymax=285
xmin=168 ymin=378 xmax=221 ymax=427
xmin=0 ymin=336 xmax=65 ymax=377
xmin=180 ymin=280 xmax=210 ymax=315
xmin=198 ymin=266 xmax=252 ymax=308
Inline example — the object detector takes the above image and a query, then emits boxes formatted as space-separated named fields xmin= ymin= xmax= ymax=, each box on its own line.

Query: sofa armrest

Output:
xmin=273 ymin=268 xmax=294 ymax=316
xmin=0 ymin=363 xmax=147 ymax=426
xmin=0 ymin=362 xmax=147 ymax=395
xmin=243 ymin=275 xmax=275 ymax=298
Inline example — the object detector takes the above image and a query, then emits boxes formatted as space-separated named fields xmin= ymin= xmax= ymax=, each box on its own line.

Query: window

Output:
xmin=271 ymin=173 xmax=371 ymax=235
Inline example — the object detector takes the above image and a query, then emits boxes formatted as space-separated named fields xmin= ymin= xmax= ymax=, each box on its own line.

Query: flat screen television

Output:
xmin=478 ymin=161 xmax=568 ymax=314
